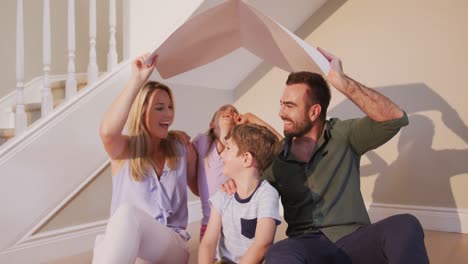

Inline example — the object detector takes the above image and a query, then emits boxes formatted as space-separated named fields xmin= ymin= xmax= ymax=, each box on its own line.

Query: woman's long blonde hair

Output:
xmin=127 ymin=81 xmax=179 ymax=181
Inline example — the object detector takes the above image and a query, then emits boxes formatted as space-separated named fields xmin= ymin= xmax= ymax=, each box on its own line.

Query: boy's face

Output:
xmin=220 ymin=138 xmax=245 ymax=178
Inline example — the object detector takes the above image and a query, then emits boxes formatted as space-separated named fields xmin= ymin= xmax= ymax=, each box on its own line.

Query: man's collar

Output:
xmin=281 ymin=120 xmax=332 ymax=160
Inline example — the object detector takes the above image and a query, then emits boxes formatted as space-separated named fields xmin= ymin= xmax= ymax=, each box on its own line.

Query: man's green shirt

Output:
xmin=262 ymin=113 xmax=409 ymax=242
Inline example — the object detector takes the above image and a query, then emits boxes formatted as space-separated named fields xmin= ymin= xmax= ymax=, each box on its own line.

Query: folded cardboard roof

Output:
xmin=149 ymin=0 xmax=330 ymax=79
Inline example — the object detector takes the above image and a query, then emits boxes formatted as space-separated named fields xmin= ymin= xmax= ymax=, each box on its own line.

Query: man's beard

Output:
xmin=283 ymin=117 xmax=314 ymax=138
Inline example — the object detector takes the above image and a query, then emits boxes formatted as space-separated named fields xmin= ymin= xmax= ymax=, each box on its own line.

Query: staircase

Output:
xmin=0 ymin=128 xmax=13 ymax=145
xmin=0 ymin=0 xmax=126 ymax=261
xmin=0 ymin=78 xmax=88 ymax=147
xmin=0 ymin=1 xmax=208 ymax=262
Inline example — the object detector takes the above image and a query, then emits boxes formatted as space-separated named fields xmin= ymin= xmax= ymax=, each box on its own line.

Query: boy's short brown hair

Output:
xmin=225 ymin=124 xmax=279 ymax=173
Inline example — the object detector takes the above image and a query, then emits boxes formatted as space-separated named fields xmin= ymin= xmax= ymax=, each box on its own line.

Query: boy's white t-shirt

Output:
xmin=209 ymin=180 xmax=281 ymax=263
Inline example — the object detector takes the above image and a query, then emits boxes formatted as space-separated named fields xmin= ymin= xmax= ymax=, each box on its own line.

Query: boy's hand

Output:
xmin=168 ymin=130 xmax=191 ymax=146
xmin=220 ymin=178 xmax=237 ymax=195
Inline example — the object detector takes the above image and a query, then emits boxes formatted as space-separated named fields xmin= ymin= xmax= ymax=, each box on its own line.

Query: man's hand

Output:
xmin=318 ymin=47 xmax=404 ymax=122
xmin=235 ymin=112 xmax=252 ymax=125
xmin=220 ymin=178 xmax=237 ymax=195
xmin=235 ymin=112 xmax=283 ymax=141
xmin=235 ymin=112 xmax=267 ymax=126
xmin=317 ymin=47 xmax=347 ymax=91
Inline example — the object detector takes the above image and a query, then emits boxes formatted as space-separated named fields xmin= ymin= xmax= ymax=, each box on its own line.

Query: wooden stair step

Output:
xmin=1 ymin=78 xmax=88 ymax=146
xmin=0 ymin=128 xmax=15 ymax=146
xmin=0 ymin=128 xmax=15 ymax=138
xmin=50 ymin=79 xmax=88 ymax=104
xmin=50 ymin=79 xmax=88 ymax=91
xmin=10 ymin=79 xmax=88 ymax=113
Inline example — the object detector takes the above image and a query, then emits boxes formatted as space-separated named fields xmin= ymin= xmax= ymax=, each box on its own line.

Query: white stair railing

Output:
xmin=41 ymin=0 xmax=53 ymax=116
xmin=15 ymin=0 xmax=27 ymax=135
xmin=9 ymin=0 xmax=121 ymax=143
xmin=87 ymin=0 xmax=99 ymax=85
xmin=107 ymin=0 xmax=118 ymax=70
xmin=65 ymin=0 xmax=77 ymax=100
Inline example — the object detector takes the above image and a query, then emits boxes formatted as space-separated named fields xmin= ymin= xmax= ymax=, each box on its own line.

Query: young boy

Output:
xmin=198 ymin=123 xmax=281 ymax=264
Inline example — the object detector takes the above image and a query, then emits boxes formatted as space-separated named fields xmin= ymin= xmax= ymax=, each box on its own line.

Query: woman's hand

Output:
xmin=131 ymin=53 xmax=158 ymax=88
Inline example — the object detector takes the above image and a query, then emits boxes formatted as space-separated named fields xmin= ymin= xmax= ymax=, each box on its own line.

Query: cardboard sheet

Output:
xmin=147 ymin=0 xmax=330 ymax=79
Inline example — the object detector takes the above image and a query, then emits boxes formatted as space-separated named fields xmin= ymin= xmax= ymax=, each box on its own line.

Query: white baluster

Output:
xmin=87 ymin=0 xmax=98 ymax=84
xmin=42 ymin=0 xmax=53 ymax=116
xmin=66 ymin=0 xmax=77 ymax=99
xmin=15 ymin=0 xmax=27 ymax=135
xmin=107 ymin=0 xmax=118 ymax=70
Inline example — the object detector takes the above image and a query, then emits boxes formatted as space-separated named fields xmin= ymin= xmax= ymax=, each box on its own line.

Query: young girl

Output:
xmin=192 ymin=104 xmax=238 ymax=240
xmin=94 ymin=53 xmax=198 ymax=264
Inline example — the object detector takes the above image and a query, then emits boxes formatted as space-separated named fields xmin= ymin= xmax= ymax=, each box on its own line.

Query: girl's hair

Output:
xmin=205 ymin=104 xmax=238 ymax=159
xmin=126 ymin=81 xmax=179 ymax=181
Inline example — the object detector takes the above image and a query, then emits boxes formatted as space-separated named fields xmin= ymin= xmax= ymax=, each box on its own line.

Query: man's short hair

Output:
xmin=286 ymin=71 xmax=331 ymax=121
xmin=225 ymin=124 xmax=279 ymax=173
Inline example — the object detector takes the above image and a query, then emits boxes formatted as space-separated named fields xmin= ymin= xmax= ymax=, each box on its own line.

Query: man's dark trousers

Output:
xmin=265 ymin=214 xmax=429 ymax=264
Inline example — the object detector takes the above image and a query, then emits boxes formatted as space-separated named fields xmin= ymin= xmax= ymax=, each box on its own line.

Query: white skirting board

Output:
xmin=367 ymin=203 xmax=468 ymax=234
xmin=0 ymin=201 xmax=465 ymax=263
xmin=0 ymin=221 xmax=106 ymax=264
xmin=0 ymin=201 xmax=202 ymax=264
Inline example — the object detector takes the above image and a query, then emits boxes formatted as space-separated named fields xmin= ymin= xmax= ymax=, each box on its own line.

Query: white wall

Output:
xmin=38 ymin=165 xmax=112 ymax=233
xmin=123 ymin=0 xmax=203 ymax=58
xmin=234 ymin=0 xmax=468 ymax=214
xmin=0 ymin=0 xmax=123 ymax=98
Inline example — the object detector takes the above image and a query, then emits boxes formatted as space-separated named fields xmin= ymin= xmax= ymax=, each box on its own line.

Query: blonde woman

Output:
xmin=93 ymin=53 xmax=198 ymax=264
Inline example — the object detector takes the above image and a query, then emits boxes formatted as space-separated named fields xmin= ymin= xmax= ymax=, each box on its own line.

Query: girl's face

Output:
xmin=145 ymin=89 xmax=174 ymax=139
xmin=211 ymin=105 xmax=238 ymax=132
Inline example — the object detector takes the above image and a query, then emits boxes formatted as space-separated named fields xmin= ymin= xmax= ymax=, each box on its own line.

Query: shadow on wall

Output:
xmin=329 ymin=83 xmax=468 ymax=232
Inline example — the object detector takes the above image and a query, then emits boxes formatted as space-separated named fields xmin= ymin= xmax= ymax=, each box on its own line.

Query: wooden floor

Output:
xmin=47 ymin=221 xmax=468 ymax=264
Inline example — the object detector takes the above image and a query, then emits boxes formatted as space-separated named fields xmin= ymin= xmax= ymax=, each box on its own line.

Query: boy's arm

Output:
xmin=198 ymin=205 xmax=222 ymax=264
xmin=239 ymin=218 xmax=277 ymax=264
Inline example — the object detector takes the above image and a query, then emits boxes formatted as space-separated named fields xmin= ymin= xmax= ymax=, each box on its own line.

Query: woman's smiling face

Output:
xmin=145 ymin=89 xmax=174 ymax=139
